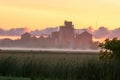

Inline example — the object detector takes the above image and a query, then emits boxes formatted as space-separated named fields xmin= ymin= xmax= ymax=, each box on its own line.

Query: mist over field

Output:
xmin=0 ymin=47 xmax=99 ymax=53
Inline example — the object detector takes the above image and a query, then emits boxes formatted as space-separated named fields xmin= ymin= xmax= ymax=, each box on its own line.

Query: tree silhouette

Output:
xmin=99 ymin=38 xmax=120 ymax=61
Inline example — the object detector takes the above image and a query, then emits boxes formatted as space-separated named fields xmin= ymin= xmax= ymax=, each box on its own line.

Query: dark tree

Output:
xmin=99 ymin=38 xmax=120 ymax=61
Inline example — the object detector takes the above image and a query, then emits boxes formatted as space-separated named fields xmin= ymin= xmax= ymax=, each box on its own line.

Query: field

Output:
xmin=0 ymin=50 xmax=120 ymax=80
xmin=0 ymin=76 xmax=30 ymax=80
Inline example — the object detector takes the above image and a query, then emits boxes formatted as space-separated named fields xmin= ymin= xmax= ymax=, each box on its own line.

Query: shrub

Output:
xmin=99 ymin=38 xmax=120 ymax=61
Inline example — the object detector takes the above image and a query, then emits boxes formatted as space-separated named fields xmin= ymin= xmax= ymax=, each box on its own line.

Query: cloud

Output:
xmin=0 ymin=28 xmax=26 ymax=36
xmin=93 ymin=26 xmax=120 ymax=39
xmin=111 ymin=28 xmax=120 ymax=38
xmin=0 ymin=27 xmax=59 ymax=36
xmin=0 ymin=26 xmax=120 ymax=40
xmin=94 ymin=27 xmax=111 ymax=39
xmin=30 ymin=27 xmax=59 ymax=36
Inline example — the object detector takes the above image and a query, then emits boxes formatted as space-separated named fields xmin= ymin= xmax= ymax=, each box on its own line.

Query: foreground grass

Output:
xmin=0 ymin=76 xmax=30 ymax=80
xmin=0 ymin=50 xmax=120 ymax=80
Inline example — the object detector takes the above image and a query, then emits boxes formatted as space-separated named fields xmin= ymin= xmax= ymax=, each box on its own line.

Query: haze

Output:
xmin=0 ymin=0 xmax=120 ymax=30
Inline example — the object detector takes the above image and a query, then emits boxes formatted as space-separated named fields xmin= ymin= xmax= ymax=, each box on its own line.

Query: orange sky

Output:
xmin=0 ymin=0 xmax=120 ymax=30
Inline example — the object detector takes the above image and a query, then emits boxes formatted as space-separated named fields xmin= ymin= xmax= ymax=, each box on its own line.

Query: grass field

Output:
xmin=0 ymin=76 xmax=30 ymax=80
xmin=0 ymin=50 xmax=120 ymax=80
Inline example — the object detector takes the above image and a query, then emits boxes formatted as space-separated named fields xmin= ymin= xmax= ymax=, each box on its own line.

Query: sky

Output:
xmin=0 ymin=0 xmax=120 ymax=30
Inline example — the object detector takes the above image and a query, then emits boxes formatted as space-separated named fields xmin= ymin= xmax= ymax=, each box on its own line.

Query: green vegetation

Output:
xmin=0 ymin=51 xmax=98 ymax=80
xmin=0 ymin=50 xmax=120 ymax=80
xmin=0 ymin=76 xmax=30 ymax=80
xmin=99 ymin=38 xmax=120 ymax=60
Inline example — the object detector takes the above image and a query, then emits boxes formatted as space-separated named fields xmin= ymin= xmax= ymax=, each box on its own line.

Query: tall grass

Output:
xmin=0 ymin=51 xmax=120 ymax=80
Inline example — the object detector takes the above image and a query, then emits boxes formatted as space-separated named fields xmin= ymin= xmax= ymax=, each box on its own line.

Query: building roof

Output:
xmin=79 ymin=30 xmax=92 ymax=37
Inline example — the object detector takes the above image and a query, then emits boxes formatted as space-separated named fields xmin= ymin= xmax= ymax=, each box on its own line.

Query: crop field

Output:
xmin=0 ymin=76 xmax=30 ymax=80
xmin=0 ymin=50 xmax=120 ymax=80
xmin=0 ymin=50 xmax=98 ymax=62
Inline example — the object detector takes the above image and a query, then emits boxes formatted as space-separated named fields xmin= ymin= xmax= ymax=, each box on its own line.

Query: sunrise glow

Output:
xmin=0 ymin=0 xmax=120 ymax=30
